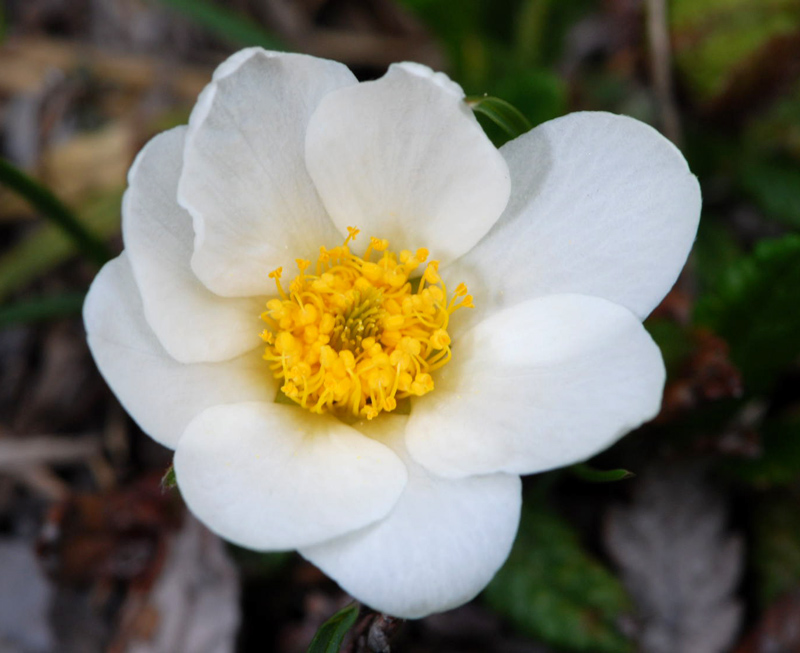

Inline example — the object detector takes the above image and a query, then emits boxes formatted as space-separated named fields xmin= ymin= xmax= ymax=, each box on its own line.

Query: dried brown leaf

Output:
xmin=119 ymin=517 xmax=240 ymax=653
xmin=604 ymin=464 xmax=743 ymax=653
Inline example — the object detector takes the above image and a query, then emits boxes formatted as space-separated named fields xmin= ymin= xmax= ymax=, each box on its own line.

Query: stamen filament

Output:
xmin=260 ymin=230 xmax=471 ymax=420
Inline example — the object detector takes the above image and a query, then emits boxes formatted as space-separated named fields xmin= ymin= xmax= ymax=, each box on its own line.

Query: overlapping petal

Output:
xmin=123 ymin=126 xmax=263 ymax=364
xmin=304 ymin=63 xmax=511 ymax=266
xmin=83 ymin=255 xmax=269 ymax=449
xmin=180 ymin=49 xmax=356 ymax=297
xmin=447 ymin=111 xmax=701 ymax=336
xmin=173 ymin=402 xmax=408 ymax=550
xmin=301 ymin=417 xmax=521 ymax=619
xmin=406 ymin=294 xmax=665 ymax=478
xmin=84 ymin=46 xmax=702 ymax=623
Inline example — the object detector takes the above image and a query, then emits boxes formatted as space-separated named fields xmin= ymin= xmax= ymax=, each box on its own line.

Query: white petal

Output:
xmin=83 ymin=255 xmax=270 ymax=449
xmin=406 ymin=294 xmax=665 ymax=478
xmin=304 ymin=63 xmax=510 ymax=266
xmin=173 ymin=402 xmax=407 ymax=551
xmin=300 ymin=418 xmax=521 ymax=619
xmin=447 ymin=111 xmax=701 ymax=334
xmin=180 ymin=49 xmax=356 ymax=297
xmin=123 ymin=127 xmax=263 ymax=363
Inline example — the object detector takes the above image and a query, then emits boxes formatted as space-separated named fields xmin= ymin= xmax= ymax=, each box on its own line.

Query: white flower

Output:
xmin=83 ymin=49 xmax=701 ymax=619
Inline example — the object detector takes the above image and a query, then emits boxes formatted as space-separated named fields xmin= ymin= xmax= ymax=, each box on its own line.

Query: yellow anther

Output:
xmin=295 ymin=303 xmax=318 ymax=326
xmin=399 ymin=337 xmax=421 ymax=356
xmin=384 ymin=314 xmax=405 ymax=330
xmin=371 ymin=237 xmax=389 ymax=252
xmin=423 ymin=261 xmax=441 ymax=284
xmin=269 ymin=267 xmax=287 ymax=299
xmin=410 ymin=373 xmax=434 ymax=396
xmin=361 ymin=262 xmax=383 ymax=282
xmin=430 ymin=329 xmax=451 ymax=349
xmin=319 ymin=313 xmax=335 ymax=335
xmin=345 ymin=226 xmax=360 ymax=244
xmin=260 ymin=230 xmax=468 ymax=420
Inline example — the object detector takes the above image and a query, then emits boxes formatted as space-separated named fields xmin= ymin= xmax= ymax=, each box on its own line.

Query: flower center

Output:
xmin=260 ymin=227 xmax=473 ymax=420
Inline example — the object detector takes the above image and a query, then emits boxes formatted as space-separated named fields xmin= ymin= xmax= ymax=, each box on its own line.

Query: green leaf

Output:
xmin=744 ymin=77 xmax=800 ymax=159
xmin=513 ymin=0 xmax=551 ymax=67
xmin=484 ymin=500 xmax=632 ymax=653
xmin=724 ymin=417 xmax=800 ymax=487
xmin=0 ymin=158 xmax=112 ymax=266
xmin=467 ymin=95 xmax=533 ymax=139
xmin=671 ymin=0 xmax=800 ymax=104
xmin=752 ymin=492 xmax=800 ymax=607
xmin=161 ymin=465 xmax=177 ymax=490
xmin=490 ymin=69 xmax=566 ymax=130
xmin=0 ymin=190 xmax=123 ymax=302
xmin=738 ymin=156 xmax=800 ymax=229
xmin=0 ymin=2 xmax=6 ymax=44
xmin=695 ymin=234 xmax=800 ymax=393
xmin=159 ymin=0 xmax=286 ymax=50
xmin=0 ymin=292 xmax=85 ymax=328
xmin=645 ymin=319 xmax=695 ymax=376
xmin=692 ymin=218 xmax=744 ymax=295
xmin=307 ymin=602 xmax=360 ymax=653
xmin=570 ymin=464 xmax=635 ymax=483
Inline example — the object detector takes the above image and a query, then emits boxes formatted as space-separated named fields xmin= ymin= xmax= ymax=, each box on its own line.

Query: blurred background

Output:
xmin=1 ymin=0 xmax=800 ymax=651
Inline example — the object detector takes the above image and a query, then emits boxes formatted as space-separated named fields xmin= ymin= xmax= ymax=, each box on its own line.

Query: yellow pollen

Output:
xmin=260 ymin=230 xmax=472 ymax=420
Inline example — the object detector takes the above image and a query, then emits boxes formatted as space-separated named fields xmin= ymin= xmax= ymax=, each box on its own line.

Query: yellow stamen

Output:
xmin=260 ymin=230 xmax=471 ymax=420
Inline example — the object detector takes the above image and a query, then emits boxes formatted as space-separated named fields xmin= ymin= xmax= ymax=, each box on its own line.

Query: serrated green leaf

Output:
xmin=752 ymin=493 xmax=800 ymax=607
xmin=307 ymin=602 xmax=360 ymax=653
xmin=695 ymin=234 xmax=800 ymax=393
xmin=159 ymin=0 xmax=286 ymax=50
xmin=484 ymin=500 xmax=632 ymax=653
xmin=467 ymin=95 xmax=533 ymax=139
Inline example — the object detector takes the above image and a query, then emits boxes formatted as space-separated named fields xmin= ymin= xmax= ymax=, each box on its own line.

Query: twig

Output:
xmin=343 ymin=609 xmax=403 ymax=653
xmin=645 ymin=0 xmax=682 ymax=147
xmin=9 ymin=464 xmax=70 ymax=501
xmin=365 ymin=614 xmax=402 ymax=653
xmin=0 ymin=434 xmax=102 ymax=469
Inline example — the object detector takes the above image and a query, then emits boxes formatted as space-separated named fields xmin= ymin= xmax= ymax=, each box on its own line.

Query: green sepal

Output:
xmin=306 ymin=602 xmax=360 ymax=653
xmin=161 ymin=464 xmax=177 ymax=490
xmin=570 ymin=464 xmax=635 ymax=483
xmin=466 ymin=95 xmax=533 ymax=139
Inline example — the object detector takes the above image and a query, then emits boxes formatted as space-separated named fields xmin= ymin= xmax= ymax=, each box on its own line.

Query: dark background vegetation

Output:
xmin=1 ymin=0 xmax=799 ymax=651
